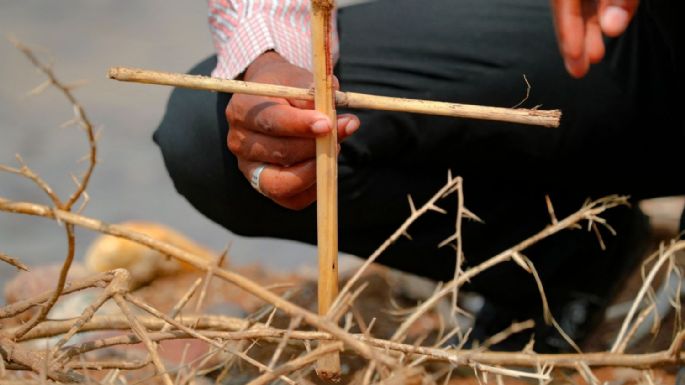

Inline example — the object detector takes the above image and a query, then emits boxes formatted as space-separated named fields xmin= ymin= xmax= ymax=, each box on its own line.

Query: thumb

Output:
xmin=599 ymin=0 xmax=639 ymax=37
xmin=289 ymin=76 xmax=341 ymax=110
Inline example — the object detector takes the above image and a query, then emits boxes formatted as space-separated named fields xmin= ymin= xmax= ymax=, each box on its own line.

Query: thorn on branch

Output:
xmin=545 ymin=195 xmax=558 ymax=225
xmin=438 ymin=233 xmax=458 ymax=249
xmin=462 ymin=207 xmax=483 ymax=223
xmin=0 ymin=252 xmax=30 ymax=271
xmin=407 ymin=194 xmax=416 ymax=214
xmin=592 ymin=222 xmax=607 ymax=251
xmin=428 ymin=204 xmax=447 ymax=215
xmin=23 ymin=80 xmax=52 ymax=99
xmin=510 ymin=252 xmax=531 ymax=273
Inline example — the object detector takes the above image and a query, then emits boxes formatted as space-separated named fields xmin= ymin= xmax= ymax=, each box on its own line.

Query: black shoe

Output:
xmin=469 ymin=205 xmax=649 ymax=353
xmin=535 ymin=292 xmax=605 ymax=353
xmin=467 ymin=292 xmax=605 ymax=353
xmin=677 ymin=367 xmax=685 ymax=385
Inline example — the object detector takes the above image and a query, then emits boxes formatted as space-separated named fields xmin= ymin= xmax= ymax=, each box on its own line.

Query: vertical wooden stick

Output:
xmin=311 ymin=0 xmax=341 ymax=380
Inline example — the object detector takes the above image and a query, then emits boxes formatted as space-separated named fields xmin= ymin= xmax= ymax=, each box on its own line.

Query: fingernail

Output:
xmin=601 ymin=6 xmax=629 ymax=35
xmin=311 ymin=119 xmax=330 ymax=134
xmin=345 ymin=118 xmax=360 ymax=135
xmin=564 ymin=56 xmax=587 ymax=78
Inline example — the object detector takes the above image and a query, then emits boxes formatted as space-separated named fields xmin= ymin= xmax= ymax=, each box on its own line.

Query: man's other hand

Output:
xmin=226 ymin=51 xmax=360 ymax=210
xmin=551 ymin=0 xmax=639 ymax=78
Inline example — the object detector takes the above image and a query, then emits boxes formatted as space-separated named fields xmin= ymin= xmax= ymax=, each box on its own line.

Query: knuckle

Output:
xmin=262 ymin=176 xmax=293 ymax=200
xmin=273 ymin=142 xmax=306 ymax=166
xmin=270 ymin=150 xmax=290 ymax=166
xmin=226 ymin=107 xmax=239 ymax=127
xmin=227 ymin=97 xmax=248 ymax=126
xmin=227 ymin=114 xmax=238 ymax=127
xmin=267 ymin=186 xmax=291 ymax=200
xmin=226 ymin=131 xmax=245 ymax=155
xmin=254 ymin=113 xmax=276 ymax=134
xmin=226 ymin=137 xmax=241 ymax=155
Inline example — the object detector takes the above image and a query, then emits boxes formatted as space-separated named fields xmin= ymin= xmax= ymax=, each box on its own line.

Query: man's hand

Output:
xmin=551 ymin=0 xmax=639 ymax=78
xmin=226 ymin=51 xmax=360 ymax=210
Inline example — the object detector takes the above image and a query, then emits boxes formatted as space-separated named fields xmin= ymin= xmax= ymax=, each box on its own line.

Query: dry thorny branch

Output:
xmin=1 ymin=41 xmax=684 ymax=385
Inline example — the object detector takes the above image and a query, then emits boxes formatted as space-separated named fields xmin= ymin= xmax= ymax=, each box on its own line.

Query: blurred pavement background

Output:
xmin=0 ymin=1 xmax=321 ymax=289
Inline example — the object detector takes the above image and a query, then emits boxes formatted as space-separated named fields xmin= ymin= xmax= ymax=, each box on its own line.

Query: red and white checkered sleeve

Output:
xmin=208 ymin=0 xmax=339 ymax=79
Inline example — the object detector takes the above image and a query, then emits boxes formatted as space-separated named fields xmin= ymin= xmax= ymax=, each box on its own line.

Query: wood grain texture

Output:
xmin=310 ymin=0 xmax=342 ymax=380
xmin=108 ymin=66 xmax=562 ymax=128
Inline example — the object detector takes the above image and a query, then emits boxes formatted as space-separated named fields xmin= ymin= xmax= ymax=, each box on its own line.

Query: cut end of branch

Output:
xmin=108 ymin=66 xmax=140 ymax=82
xmin=315 ymin=368 xmax=342 ymax=383
xmin=315 ymin=347 xmax=342 ymax=382
xmin=312 ymin=0 xmax=336 ymax=12
xmin=107 ymin=67 xmax=120 ymax=79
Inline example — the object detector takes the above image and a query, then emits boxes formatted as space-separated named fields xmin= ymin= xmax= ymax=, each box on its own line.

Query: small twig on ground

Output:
xmin=268 ymin=316 xmax=302 ymax=370
xmin=12 ymin=224 xmax=76 ymax=340
xmin=478 ymin=320 xmax=535 ymax=351
xmin=612 ymin=240 xmax=685 ymax=353
xmin=65 ymin=360 xmax=149 ymax=371
xmin=615 ymin=302 xmax=657 ymax=354
xmin=245 ymin=342 xmax=344 ymax=385
xmin=0 ymin=271 xmax=114 ymax=320
xmin=164 ymin=277 xmax=203 ymax=330
xmin=49 ymin=270 xmax=133 ymax=369
xmin=124 ymin=293 xmax=298 ymax=385
xmin=112 ymin=292 xmax=174 ymax=385
xmin=520 ymin=254 xmax=582 ymax=353
xmin=469 ymin=362 xmax=551 ymax=382
xmin=0 ymin=336 xmax=82 ymax=383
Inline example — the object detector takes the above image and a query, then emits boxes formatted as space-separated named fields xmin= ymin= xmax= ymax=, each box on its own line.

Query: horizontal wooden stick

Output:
xmin=108 ymin=66 xmax=561 ymax=128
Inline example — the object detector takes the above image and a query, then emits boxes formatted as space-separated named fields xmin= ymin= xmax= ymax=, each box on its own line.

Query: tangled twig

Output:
xmin=4 ymin=38 xmax=98 ymax=340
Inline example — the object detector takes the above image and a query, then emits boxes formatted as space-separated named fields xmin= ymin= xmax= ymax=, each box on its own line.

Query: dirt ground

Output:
xmin=3 ymin=208 xmax=684 ymax=384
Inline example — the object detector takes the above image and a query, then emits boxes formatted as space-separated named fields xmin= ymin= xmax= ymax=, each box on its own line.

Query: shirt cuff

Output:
xmin=210 ymin=13 xmax=339 ymax=79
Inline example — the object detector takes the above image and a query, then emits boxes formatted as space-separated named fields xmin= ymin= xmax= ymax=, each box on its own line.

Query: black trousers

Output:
xmin=155 ymin=0 xmax=684 ymax=345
